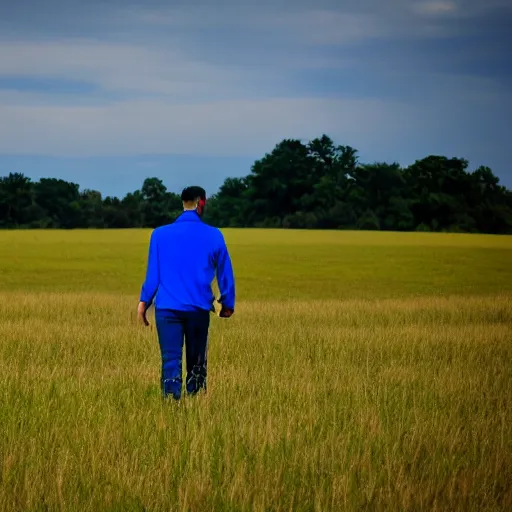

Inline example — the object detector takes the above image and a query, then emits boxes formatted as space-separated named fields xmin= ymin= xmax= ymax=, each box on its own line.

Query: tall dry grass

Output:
xmin=1 ymin=292 xmax=511 ymax=511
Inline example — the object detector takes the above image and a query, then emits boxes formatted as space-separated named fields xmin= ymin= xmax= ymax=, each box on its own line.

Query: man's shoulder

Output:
xmin=152 ymin=224 xmax=170 ymax=234
xmin=198 ymin=223 xmax=225 ymax=243
xmin=208 ymin=222 xmax=227 ymax=235
xmin=154 ymin=221 xmax=222 ymax=237
xmin=151 ymin=223 xmax=176 ymax=240
xmin=201 ymin=222 xmax=222 ymax=234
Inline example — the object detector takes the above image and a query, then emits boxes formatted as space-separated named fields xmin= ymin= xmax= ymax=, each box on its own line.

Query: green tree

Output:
xmin=34 ymin=178 xmax=82 ymax=229
xmin=80 ymin=189 xmax=104 ymax=228
xmin=350 ymin=163 xmax=414 ymax=231
xmin=102 ymin=196 xmax=131 ymax=228
xmin=205 ymin=178 xmax=249 ymax=227
xmin=310 ymin=143 xmax=358 ymax=228
xmin=121 ymin=191 xmax=143 ymax=228
xmin=140 ymin=177 xmax=171 ymax=228
xmin=1 ymin=135 xmax=511 ymax=234
xmin=468 ymin=166 xmax=512 ymax=233
xmin=244 ymin=139 xmax=312 ymax=224
xmin=405 ymin=156 xmax=473 ymax=231
xmin=0 ymin=173 xmax=35 ymax=227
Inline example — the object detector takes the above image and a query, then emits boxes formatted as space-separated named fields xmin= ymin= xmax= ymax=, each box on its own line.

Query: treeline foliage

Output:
xmin=0 ymin=174 xmax=183 ymax=229
xmin=1 ymin=135 xmax=511 ymax=233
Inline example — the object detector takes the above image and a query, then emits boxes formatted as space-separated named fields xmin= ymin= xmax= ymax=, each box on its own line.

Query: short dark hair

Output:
xmin=181 ymin=186 xmax=206 ymax=202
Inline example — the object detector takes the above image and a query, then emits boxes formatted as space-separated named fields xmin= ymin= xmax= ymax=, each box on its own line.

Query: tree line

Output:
xmin=1 ymin=135 xmax=511 ymax=233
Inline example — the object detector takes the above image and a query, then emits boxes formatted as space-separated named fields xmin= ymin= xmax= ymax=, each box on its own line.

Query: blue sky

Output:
xmin=0 ymin=0 xmax=511 ymax=197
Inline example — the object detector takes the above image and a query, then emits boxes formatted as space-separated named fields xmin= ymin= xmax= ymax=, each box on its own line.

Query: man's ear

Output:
xmin=197 ymin=198 xmax=206 ymax=216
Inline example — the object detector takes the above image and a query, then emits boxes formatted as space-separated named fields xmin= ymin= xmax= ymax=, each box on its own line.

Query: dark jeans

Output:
xmin=155 ymin=308 xmax=210 ymax=400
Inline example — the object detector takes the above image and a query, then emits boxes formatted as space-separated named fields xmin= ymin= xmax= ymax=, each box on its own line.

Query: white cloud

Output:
xmin=0 ymin=1 xmax=510 ymax=163
xmin=0 ymin=40 xmax=250 ymax=98
xmin=117 ymin=5 xmax=373 ymax=45
xmin=117 ymin=1 xmax=512 ymax=48
xmin=118 ymin=5 xmax=444 ymax=46
xmin=411 ymin=0 xmax=512 ymax=17
xmin=0 ymin=97 xmax=414 ymax=156
xmin=255 ymin=10 xmax=386 ymax=45
xmin=413 ymin=1 xmax=458 ymax=15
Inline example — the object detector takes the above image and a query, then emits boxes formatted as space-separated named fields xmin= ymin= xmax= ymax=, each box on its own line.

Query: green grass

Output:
xmin=0 ymin=229 xmax=511 ymax=511
xmin=1 ymin=229 xmax=511 ymax=299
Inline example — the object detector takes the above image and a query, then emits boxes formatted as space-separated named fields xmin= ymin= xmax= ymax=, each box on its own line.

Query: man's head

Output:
xmin=181 ymin=186 xmax=207 ymax=216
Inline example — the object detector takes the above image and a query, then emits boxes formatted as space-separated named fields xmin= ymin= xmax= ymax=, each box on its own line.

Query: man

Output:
xmin=138 ymin=186 xmax=235 ymax=400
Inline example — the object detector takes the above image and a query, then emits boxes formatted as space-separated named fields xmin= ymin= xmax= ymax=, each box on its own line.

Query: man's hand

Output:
xmin=138 ymin=301 xmax=150 ymax=326
xmin=219 ymin=306 xmax=234 ymax=318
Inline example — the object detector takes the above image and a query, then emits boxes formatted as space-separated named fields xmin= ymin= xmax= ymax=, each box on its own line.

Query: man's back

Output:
xmin=140 ymin=211 xmax=235 ymax=312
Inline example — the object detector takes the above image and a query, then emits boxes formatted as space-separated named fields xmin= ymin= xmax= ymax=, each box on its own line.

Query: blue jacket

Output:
xmin=139 ymin=211 xmax=235 ymax=312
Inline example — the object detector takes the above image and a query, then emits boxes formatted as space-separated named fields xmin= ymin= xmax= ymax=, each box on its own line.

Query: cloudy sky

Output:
xmin=0 ymin=0 xmax=511 ymax=197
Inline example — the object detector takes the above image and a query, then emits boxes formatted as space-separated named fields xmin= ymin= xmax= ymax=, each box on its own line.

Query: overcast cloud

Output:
xmin=0 ymin=0 xmax=510 ymax=195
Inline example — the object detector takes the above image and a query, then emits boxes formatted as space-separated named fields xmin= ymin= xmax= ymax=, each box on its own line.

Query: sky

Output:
xmin=0 ymin=0 xmax=511 ymax=198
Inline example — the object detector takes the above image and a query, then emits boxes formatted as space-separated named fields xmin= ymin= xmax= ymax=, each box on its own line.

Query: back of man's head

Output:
xmin=181 ymin=186 xmax=206 ymax=203
xmin=181 ymin=186 xmax=207 ymax=216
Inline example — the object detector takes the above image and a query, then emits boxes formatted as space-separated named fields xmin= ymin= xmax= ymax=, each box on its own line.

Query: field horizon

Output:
xmin=1 ymin=229 xmax=511 ymax=511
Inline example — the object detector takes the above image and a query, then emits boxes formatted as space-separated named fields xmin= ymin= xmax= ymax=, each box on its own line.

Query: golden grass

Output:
xmin=1 ymin=228 xmax=511 ymax=300
xmin=1 ymin=291 xmax=511 ymax=511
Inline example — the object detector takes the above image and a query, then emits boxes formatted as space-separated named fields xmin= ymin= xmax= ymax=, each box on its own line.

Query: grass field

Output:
xmin=0 ymin=229 xmax=511 ymax=511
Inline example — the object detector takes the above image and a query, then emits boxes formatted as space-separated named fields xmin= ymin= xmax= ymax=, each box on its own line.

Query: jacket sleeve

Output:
xmin=215 ymin=233 xmax=236 ymax=310
xmin=139 ymin=230 xmax=159 ymax=306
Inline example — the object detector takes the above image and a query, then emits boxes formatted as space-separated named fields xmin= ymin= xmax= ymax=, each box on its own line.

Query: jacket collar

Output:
xmin=174 ymin=210 xmax=202 ymax=223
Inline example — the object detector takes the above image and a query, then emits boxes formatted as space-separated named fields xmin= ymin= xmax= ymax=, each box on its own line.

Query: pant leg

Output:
xmin=155 ymin=309 xmax=185 ymax=400
xmin=184 ymin=309 xmax=210 ymax=395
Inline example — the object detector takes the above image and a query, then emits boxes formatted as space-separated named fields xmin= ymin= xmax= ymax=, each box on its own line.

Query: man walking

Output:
xmin=138 ymin=186 xmax=235 ymax=400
